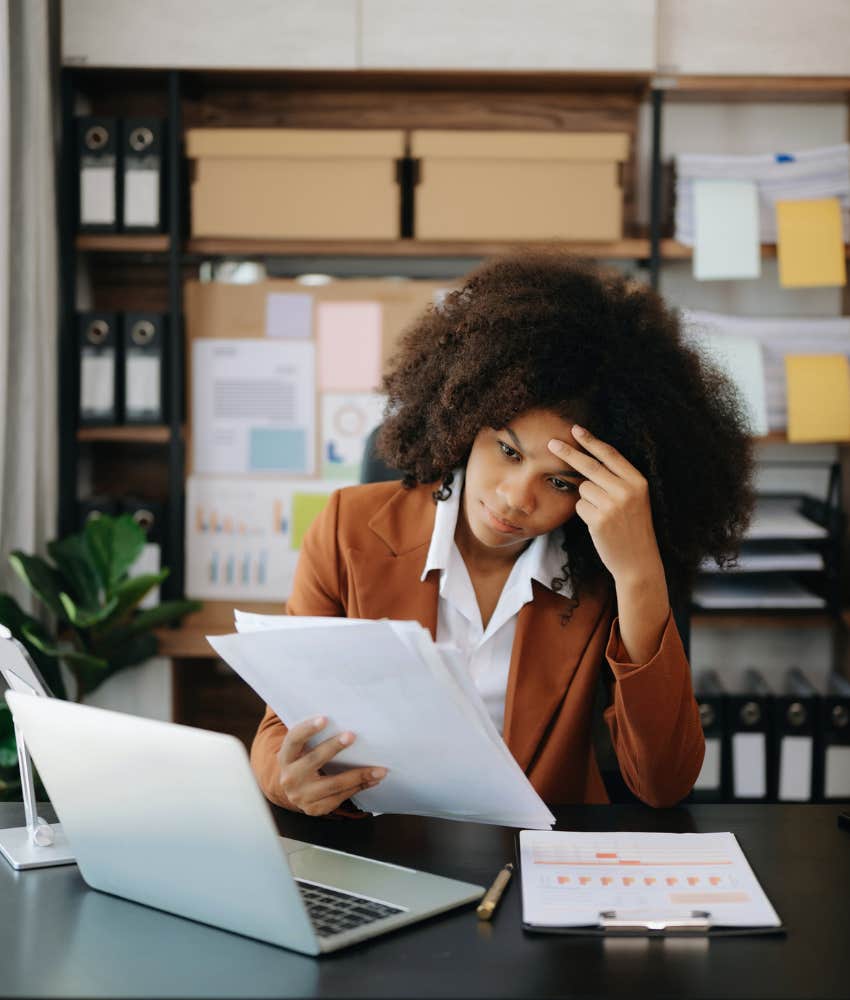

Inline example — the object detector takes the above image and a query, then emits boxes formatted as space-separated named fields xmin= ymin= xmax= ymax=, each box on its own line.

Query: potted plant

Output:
xmin=0 ymin=514 xmax=200 ymax=800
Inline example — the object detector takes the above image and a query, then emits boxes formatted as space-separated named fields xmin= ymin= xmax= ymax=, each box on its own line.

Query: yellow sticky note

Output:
xmin=776 ymin=198 xmax=846 ymax=288
xmin=291 ymin=492 xmax=331 ymax=550
xmin=785 ymin=355 xmax=850 ymax=442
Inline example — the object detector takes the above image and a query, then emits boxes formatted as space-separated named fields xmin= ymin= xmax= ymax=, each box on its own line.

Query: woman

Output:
xmin=251 ymin=251 xmax=754 ymax=815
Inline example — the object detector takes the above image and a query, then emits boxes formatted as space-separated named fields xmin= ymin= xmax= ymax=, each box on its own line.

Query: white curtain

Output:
xmin=0 ymin=0 xmax=58 ymax=609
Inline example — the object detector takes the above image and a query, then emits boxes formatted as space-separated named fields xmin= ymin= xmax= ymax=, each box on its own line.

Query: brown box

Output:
xmin=186 ymin=129 xmax=406 ymax=239
xmin=411 ymin=131 xmax=630 ymax=241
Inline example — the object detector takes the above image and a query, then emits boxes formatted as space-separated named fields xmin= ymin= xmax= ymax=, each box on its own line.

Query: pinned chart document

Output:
xmin=776 ymin=198 xmax=847 ymax=288
xmin=692 ymin=179 xmax=761 ymax=281
xmin=208 ymin=613 xmax=555 ymax=829
xmin=192 ymin=339 xmax=316 ymax=475
xmin=785 ymin=354 xmax=850 ymax=442
xmin=317 ymin=301 xmax=383 ymax=391
xmin=519 ymin=830 xmax=782 ymax=933
xmin=321 ymin=392 xmax=385 ymax=479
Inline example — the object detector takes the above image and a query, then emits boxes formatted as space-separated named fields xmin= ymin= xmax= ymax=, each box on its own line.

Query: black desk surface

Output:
xmin=1 ymin=802 xmax=848 ymax=999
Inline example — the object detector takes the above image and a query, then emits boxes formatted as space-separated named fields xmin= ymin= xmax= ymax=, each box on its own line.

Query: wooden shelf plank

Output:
xmin=184 ymin=237 xmax=656 ymax=259
xmin=656 ymin=75 xmax=850 ymax=101
xmin=76 ymin=234 xmax=170 ymax=253
xmin=156 ymin=600 xmax=284 ymax=660
xmin=77 ymin=425 xmax=171 ymax=444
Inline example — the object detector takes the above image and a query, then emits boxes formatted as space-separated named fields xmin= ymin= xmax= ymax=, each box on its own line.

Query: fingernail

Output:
xmin=339 ymin=732 xmax=354 ymax=746
xmin=572 ymin=424 xmax=586 ymax=437
xmin=371 ymin=768 xmax=388 ymax=779
xmin=548 ymin=438 xmax=565 ymax=450
xmin=313 ymin=716 xmax=325 ymax=728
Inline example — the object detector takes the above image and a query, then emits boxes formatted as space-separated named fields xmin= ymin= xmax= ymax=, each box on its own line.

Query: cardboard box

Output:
xmin=186 ymin=129 xmax=406 ymax=239
xmin=411 ymin=130 xmax=630 ymax=241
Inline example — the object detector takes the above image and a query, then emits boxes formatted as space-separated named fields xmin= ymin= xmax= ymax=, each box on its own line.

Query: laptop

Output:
xmin=4 ymin=689 xmax=484 ymax=955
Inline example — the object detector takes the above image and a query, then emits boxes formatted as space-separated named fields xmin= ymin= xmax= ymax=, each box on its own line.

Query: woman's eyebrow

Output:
xmin=503 ymin=426 xmax=585 ymax=479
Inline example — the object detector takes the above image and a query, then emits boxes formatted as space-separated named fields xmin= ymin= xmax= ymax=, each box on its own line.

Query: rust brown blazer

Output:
xmin=251 ymin=480 xmax=705 ymax=809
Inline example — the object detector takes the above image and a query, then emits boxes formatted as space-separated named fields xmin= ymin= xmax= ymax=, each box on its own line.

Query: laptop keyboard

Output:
xmin=295 ymin=879 xmax=405 ymax=938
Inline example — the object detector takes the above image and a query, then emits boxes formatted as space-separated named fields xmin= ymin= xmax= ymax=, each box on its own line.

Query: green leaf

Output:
xmin=125 ymin=600 xmax=202 ymax=637
xmin=58 ymin=592 xmax=119 ymax=629
xmin=0 ymin=701 xmax=14 ymax=741
xmin=0 ymin=745 xmax=18 ymax=769
xmin=0 ymin=595 xmax=68 ymax=699
xmin=64 ymin=649 xmax=111 ymax=699
xmin=109 ymin=570 xmax=170 ymax=620
xmin=84 ymin=515 xmax=146 ymax=594
xmin=107 ymin=633 xmax=158 ymax=670
xmin=47 ymin=533 xmax=102 ymax=609
xmin=8 ymin=552 xmax=67 ymax=619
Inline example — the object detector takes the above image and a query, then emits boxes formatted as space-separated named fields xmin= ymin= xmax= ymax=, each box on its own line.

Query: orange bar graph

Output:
xmin=601 ymin=877 xmax=613 ymax=886
xmin=666 ymin=877 xmax=678 ymax=887
xmin=710 ymin=876 xmax=721 ymax=886
xmin=622 ymin=877 xmax=635 ymax=886
xmin=557 ymin=876 xmax=570 ymax=885
xmin=579 ymin=876 xmax=592 ymax=886
xmin=644 ymin=877 xmax=656 ymax=886
xmin=596 ymin=853 xmax=617 ymax=859
xmin=687 ymin=877 xmax=700 ymax=887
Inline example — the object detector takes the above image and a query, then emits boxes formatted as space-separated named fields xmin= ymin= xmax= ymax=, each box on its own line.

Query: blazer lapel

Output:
xmin=349 ymin=483 xmax=440 ymax=638
xmin=503 ymin=581 xmax=612 ymax=771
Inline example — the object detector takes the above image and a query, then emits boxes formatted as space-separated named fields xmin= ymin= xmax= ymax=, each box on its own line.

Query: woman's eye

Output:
xmin=498 ymin=441 xmax=519 ymax=460
xmin=549 ymin=477 xmax=575 ymax=493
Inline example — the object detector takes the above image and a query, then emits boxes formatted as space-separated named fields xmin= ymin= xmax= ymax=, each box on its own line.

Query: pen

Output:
xmin=477 ymin=862 xmax=513 ymax=921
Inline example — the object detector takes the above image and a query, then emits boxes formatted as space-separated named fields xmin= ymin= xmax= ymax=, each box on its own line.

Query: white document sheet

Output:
xmin=208 ymin=616 xmax=555 ymax=829
xmin=192 ymin=339 xmax=316 ymax=475
xmin=519 ymin=830 xmax=781 ymax=930
xmin=692 ymin=179 xmax=761 ymax=281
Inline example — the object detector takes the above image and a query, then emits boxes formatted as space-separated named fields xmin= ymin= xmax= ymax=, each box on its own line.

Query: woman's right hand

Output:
xmin=277 ymin=715 xmax=388 ymax=816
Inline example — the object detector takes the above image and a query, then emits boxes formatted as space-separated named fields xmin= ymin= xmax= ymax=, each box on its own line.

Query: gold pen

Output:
xmin=476 ymin=862 xmax=514 ymax=920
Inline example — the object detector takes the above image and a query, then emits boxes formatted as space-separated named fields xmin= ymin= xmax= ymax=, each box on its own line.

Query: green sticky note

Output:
xmin=291 ymin=493 xmax=331 ymax=550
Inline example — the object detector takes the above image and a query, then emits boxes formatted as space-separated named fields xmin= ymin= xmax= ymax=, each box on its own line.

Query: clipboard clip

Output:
xmin=598 ymin=910 xmax=712 ymax=934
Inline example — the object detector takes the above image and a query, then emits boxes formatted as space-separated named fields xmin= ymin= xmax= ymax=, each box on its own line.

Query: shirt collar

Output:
xmin=420 ymin=468 xmax=573 ymax=599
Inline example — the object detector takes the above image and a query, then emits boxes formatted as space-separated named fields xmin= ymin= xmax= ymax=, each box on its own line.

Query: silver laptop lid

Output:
xmin=4 ymin=691 xmax=320 ymax=955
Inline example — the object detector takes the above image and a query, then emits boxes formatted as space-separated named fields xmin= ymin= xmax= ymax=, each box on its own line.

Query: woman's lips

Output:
xmin=481 ymin=501 xmax=522 ymax=534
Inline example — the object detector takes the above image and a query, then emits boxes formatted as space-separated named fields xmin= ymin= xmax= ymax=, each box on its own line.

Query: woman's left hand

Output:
xmin=548 ymin=425 xmax=664 ymax=588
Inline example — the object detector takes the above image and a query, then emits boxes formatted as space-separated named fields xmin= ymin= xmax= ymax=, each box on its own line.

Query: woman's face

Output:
xmin=460 ymin=407 xmax=588 ymax=558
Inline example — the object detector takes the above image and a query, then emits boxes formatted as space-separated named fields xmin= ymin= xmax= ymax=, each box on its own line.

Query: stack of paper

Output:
xmin=699 ymin=542 xmax=824 ymax=574
xmin=692 ymin=576 xmax=825 ymax=610
xmin=208 ymin=613 xmax=555 ymax=829
xmin=683 ymin=310 xmax=850 ymax=432
xmin=675 ymin=144 xmax=850 ymax=245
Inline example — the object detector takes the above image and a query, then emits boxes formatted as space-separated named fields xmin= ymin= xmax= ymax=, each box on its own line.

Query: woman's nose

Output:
xmin=497 ymin=476 xmax=535 ymax=516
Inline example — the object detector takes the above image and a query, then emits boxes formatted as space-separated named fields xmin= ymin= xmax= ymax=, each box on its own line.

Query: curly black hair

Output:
xmin=378 ymin=250 xmax=755 ymax=606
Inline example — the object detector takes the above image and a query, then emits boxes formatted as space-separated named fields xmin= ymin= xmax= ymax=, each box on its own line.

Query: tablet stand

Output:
xmin=0 ymin=628 xmax=75 ymax=869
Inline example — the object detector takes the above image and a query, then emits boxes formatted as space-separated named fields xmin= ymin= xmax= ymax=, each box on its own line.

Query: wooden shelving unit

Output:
xmin=77 ymin=425 xmax=171 ymax=444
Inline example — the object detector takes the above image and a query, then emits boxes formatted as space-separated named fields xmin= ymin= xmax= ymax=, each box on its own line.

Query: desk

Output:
xmin=1 ymin=802 xmax=848 ymax=999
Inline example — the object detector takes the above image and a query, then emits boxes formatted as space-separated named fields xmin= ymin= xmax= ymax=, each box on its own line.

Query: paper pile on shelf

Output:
xmin=675 ymin=143 xmax=850 ymax=245
xmin=692 ymin=576 xmax=826 ymax=610
xmin=683 ymin=310 xmax=850 ymax=432
xmin=208 ymin=613 xmax=556 ymax=830
xmin=699 ymin=541 xmax=824 ymax=574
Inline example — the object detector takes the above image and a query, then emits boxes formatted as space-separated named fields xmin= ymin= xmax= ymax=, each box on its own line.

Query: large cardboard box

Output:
xmin=186 ymin=129 xmax=405 ymax=239
xmin=411 ymin=131 xmax=630 ymax=241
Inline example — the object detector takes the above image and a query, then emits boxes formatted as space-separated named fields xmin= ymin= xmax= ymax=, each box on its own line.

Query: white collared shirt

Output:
xmin=420 ymin=469 xmax=573 ymax=734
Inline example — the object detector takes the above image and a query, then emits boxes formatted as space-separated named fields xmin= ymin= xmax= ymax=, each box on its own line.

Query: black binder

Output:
xmin=771 ymin=668 xmax=818 ymax=802
xmin=78 ymin=312 xmax=120 ymax=425
xmin=818 ymin=672 xmax=850 ymax=801
xmin=728 ymin=668 xmax=772 ymax=801
xmin=120 ymin=498 xmax=164 ymax=609
xmin=123 ymin=313 xmax=165 ymax=424
xmin=77 ymin=496 xmax=119 ymax=529
xmin=691 ymin=670 xmax=728 ymax=802
xmin=77 ymin=117 xmax=119 ymax=232
xmin=121 ymin=118 xmax=165 ymax=232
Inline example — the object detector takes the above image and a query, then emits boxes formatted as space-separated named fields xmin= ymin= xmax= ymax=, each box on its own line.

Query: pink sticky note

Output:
xmin=317 ymin=301 xmax=382 ymax=391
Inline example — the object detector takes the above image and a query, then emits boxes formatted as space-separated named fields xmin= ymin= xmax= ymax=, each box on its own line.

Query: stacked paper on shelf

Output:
xmin=683 ymin=310 xmax=850 ymax=432
xmin=208 ymin=612 xmax=556 ymax=830
xmin=675 ymin=143 xmax=850 ymax=245
xmin=746 ymin=497 xmax=828 ymax=540
xmin=692 ymin=576 xmax=825 ymax=610
xmin=699 ymin=542 xmax=824 ymax=574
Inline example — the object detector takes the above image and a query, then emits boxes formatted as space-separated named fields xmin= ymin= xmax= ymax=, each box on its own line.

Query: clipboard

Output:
xmin=516 ymin=829 xmax=785 ymax=937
